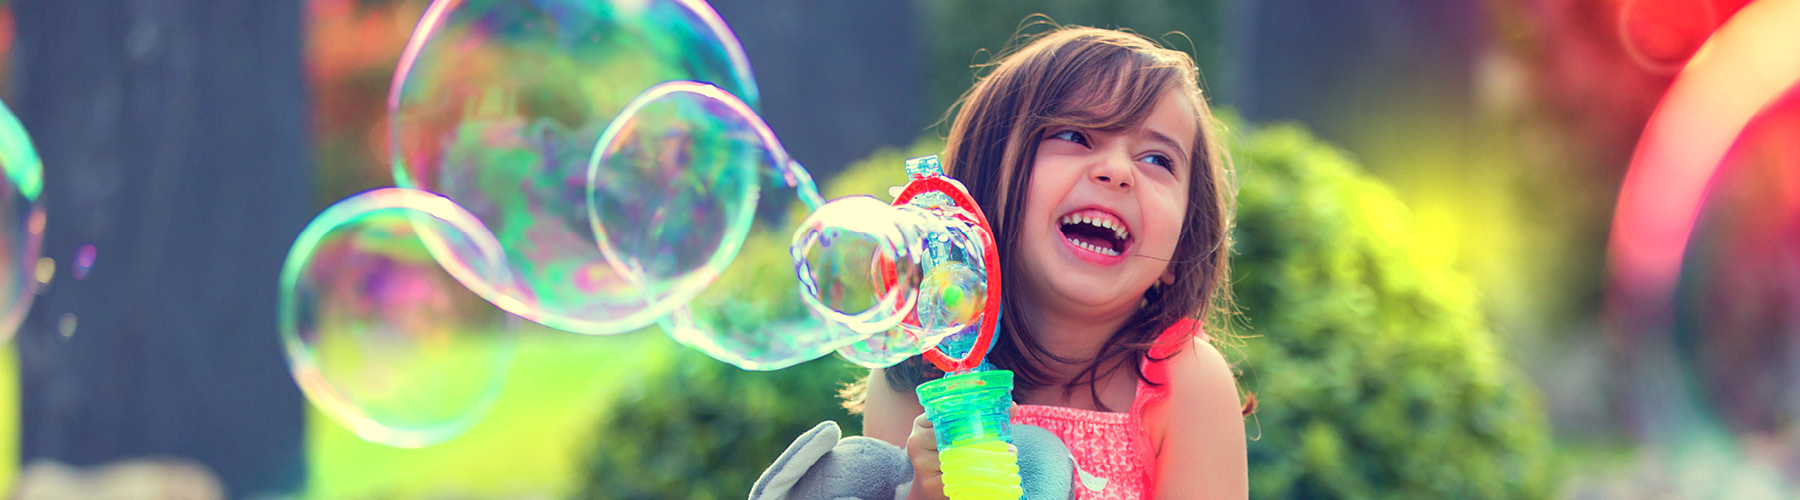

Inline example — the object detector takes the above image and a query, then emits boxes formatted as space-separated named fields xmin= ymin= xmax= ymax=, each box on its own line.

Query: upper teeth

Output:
xmin=1061 ymin=213 xmax=1130 ymax=241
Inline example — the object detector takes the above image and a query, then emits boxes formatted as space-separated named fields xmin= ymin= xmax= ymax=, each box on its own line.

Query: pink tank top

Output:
xmin=1009 ymin=319 xmax=1204 ymax=500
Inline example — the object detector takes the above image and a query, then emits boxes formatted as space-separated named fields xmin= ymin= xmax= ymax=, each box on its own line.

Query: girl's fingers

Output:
xmin=904 ymin=412 xmax=946 ymax=499
xmin=913 ymin=476 xmax=946 ymax=500
xmin=914 ymin=412 xmax=934 ymax=429
xmin=910 ymin=413 xmax=938 ymax=450
xmin=912 ymin=451 xmax=941 ymax=475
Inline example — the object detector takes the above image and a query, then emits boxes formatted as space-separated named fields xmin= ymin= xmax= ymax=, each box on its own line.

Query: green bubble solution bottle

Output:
xmin=918 ymin=366 xmax=1024 ymax=499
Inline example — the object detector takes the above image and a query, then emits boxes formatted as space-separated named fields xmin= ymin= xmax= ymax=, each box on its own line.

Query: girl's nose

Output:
xmin=1090 ymin=153 xmax=1132 ymax=189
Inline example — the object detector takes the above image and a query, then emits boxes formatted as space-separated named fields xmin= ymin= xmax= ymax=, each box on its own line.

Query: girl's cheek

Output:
xmin=1040 ymin=140 xmax=1087 ymax=156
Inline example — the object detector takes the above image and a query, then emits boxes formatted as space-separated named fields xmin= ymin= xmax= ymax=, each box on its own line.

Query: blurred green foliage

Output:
xmin=917 ymin=0 xmax=1230 ymax=124
xmin=571 ymin=347 xmax=866 ymax=500
xmin=1229 ymin=122 xmax=1554 ymax=498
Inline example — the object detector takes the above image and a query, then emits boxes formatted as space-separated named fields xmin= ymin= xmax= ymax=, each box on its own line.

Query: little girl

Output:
xmin=850 ymin=25 xmax=1249 ymax=499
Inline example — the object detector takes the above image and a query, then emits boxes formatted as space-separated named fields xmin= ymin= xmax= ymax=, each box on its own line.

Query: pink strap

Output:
xmin=1128 ymin=318 xmax=1205 ymax=495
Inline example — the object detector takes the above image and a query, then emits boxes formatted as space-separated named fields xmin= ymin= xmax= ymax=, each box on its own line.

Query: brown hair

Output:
xmin=846 ymin=23 xmax=1237 ymax=412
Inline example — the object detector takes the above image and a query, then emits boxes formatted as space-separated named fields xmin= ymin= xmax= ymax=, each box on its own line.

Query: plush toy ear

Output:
xmin=802 ymin=437 xmax=911 ymax=500
xmin=749 ymin=421 xmax=842 ymax=500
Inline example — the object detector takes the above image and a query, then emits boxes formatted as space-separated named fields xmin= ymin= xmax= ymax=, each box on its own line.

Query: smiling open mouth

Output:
xmin=1059 ymin=211 xmax=1131 ymax=257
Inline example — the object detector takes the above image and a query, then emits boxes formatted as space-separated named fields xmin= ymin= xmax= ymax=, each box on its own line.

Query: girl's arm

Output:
xmin=1152 ymin=340 xmax=1249 ymax=499
xmin=863 ymin=368 xmax=926 ymax=446
xmin=865 ymin=368 xmax=948 ymax=500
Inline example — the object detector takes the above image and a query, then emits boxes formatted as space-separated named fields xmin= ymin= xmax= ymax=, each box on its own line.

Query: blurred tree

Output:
xmin=11 ymin=0 xmax=310 ymax=497
xmin=1230 ymin=122 xmax=1553 ymax=498
xmin=305 ymin=0 xmax=429 ymax=210
xmin=572 ymin=349 xmax=865 ymax=500
xmin=709 ymin=0 xmax=924 ymax=182
xmin=916 ymin=0 xmax=1231 ymax=125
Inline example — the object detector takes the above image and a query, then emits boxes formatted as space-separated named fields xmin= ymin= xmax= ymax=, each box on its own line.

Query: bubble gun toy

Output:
xmin=793 ymin=155 xmax=1023 ymax=499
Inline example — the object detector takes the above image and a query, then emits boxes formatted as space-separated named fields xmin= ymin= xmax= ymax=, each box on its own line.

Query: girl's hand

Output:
xmin=905 ymin=412 xmax=946 ymax=500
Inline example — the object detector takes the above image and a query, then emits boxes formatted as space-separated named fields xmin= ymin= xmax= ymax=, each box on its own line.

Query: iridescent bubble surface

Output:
xmin=390 ymin=0 xmax=756 ymax=335
xmin=816 ymin=199 xmax=992 ymax=369
xmin=280 ymin=188 xmax=517 ymax=448
xmin=590 ymin=81 xmax=880 ymax=370
xmin=0 ymin=100 xmax=44 ymax=344
xmin=586 ymin=82 xmax=767 ymax=331
xmin=791 ymin=195 xmax=923 ymax=335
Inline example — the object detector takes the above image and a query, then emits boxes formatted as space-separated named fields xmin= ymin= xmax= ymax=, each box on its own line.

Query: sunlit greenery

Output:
xmin=1229 ymin=123 xmax=1554 ymax=499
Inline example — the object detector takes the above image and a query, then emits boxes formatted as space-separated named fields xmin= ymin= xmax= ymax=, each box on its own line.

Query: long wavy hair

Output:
xmin=847 ymin=23 xmax=1237 ymax=412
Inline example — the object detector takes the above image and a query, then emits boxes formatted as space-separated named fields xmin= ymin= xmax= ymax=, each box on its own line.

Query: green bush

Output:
xmin=1230 ymin=123 xmax=1554 ymax=498
xmin=571 ymin=345 xmax=865 ymax=500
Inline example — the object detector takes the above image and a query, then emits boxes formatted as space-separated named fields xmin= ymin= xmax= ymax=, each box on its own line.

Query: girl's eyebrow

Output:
xmin=1142 ymin=129 xmax=1190 ymax=165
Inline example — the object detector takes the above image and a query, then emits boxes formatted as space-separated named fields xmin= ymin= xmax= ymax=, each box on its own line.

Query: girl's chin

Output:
xmin=1041 ymin=283 xmax=1139 ymax=313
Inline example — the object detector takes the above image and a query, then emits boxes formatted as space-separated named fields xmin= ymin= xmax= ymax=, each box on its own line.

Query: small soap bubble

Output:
xmin=73 ymin=244 xmax=95 ymax=280
xmin=33 ymin=257 xmax=50 ymax=286
xmin=279 ymin=188 xmax=518 ymax=447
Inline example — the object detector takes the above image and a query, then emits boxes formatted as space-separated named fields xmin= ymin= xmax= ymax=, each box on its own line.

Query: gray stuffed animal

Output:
xmin=749 ymin=421 xmax=1075 ymax=500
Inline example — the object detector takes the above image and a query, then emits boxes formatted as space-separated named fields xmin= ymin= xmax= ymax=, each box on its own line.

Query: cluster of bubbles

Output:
xmin=282 ymin=0 xmax=996 ymax=447
xmin=387 ymin=0 xmax=758 ymax=335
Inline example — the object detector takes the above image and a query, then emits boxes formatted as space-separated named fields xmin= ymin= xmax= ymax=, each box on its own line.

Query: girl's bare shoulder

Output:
xmin=1167 ymin=338 xmax=1236 ymax=396
xmin=1148 ymin=338 xmax=1241 ymax=445
xmin=1150 ymin=339 xmax=1249 ymax=498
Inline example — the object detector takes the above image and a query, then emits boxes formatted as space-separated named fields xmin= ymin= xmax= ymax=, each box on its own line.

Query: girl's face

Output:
xmin=1016 ymin=89 xmax=1197 ymax=320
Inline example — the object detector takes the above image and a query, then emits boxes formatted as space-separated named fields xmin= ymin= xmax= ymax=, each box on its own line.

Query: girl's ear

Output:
xmin=1160 ymin=268 xmax=1176 ymax=286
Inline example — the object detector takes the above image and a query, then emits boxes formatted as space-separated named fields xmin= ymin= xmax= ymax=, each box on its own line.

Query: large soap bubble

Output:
xmin=1664 ymin=85 xmax=1800 ymax=439
xmin=0 ymin=100 xmax=44 ymax=344
xmin=389 ymin=0 xmax=756 ymax=335
xmin=590 ymin=81 xmax=884 ymax=371
xmin=279 ymin=188 xmax=517 ymax=448
xmin=586 ymin=82 xmax=766 ymax=330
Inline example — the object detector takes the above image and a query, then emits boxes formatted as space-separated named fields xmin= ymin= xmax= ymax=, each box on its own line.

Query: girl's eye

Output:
xmin=1141 ymin=153 xmax=1174 ymax=170
xmin=1051 ymin=129 xmax=1090 ymax=147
